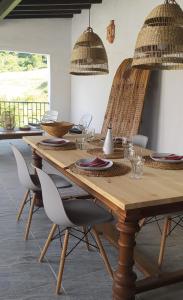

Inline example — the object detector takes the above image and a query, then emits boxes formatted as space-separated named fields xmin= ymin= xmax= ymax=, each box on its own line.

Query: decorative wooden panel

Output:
xmin=101 ymin=58 xmax=151 ymax=137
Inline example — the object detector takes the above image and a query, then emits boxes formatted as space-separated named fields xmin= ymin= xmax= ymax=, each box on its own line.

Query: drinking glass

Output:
xmin=76 ymin=137 xmax=87 ymax=150
xmin=123 ymin=142 xmax=134 ymax=160
xmin=87 ymin=128 xmax=95 ymax=141
xmin=130 ymin=155 xmax=145 ymax=179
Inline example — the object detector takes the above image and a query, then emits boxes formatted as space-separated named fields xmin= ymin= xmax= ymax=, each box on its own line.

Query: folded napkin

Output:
xmin=154 ymin=154 xmax=183 ymax=161
xmin=165 ymin=154 xmax=183 ymax=160
xmin=79 ymin=157 xmax=109 ymax=167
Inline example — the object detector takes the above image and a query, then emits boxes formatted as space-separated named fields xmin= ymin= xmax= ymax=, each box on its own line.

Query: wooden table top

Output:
xmin=23 ymin=135 xmax=183 ymax=212
xmin=0 ymin=128 xmax=43 ymax=139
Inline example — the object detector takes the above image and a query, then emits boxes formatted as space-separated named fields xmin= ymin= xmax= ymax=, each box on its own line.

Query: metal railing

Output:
xmin=0 ymin=101 xmax=49 ymax=127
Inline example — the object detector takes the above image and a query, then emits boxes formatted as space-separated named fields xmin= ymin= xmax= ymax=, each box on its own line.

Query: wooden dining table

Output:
xmin=23 ymin=135 xmax=183 ymax=300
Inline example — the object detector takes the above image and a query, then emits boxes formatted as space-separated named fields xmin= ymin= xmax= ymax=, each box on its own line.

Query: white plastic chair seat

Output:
xmin=132 ymin=134 xmax=148 ymax=148
xmin=63 ymin=198 xmax=113 ymax=226
xmin=30 ymin=174 xmax=72 ymax=191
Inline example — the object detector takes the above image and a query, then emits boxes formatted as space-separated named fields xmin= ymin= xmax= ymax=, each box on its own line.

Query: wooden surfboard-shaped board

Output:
xmin=101 ymin=58 xmax=151 ymax=137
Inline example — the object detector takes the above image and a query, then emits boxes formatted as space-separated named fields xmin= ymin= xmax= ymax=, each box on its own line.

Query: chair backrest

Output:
xmin=42 ymin=110 xmax=58 ymax=123
xmin=79 ymin=113 xmax=92 ymax=129
xmin=132 ymin=135 xmax=148 ymax=148
xmin=36 ymin=168 xmax=74 ymax=227
xmin=11 ymin=145 xmax=39 ymax=191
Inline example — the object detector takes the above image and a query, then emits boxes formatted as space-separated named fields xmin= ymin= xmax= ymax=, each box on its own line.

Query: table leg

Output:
xmin=32 ymin=149 xmax=42 ymax=170
xmin=32 ymin=149 xmax=43 ymax=207
xmin=112 ymin=216 xmax=139 ymax=300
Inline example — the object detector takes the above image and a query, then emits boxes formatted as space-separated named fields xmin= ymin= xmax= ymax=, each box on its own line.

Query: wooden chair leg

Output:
xmin=24 ymin=193 xmax=36 ymax=240
xmin=56 ymin=229 xmax=69 ymax=295
xmin=83 ymin=226 xmax=90 ymax=251
xmin=166 ymin=218 xmax=172 ymax=236
xmin=92 ymin=228 xmax=113 ymax=279
xmin=39 ymin=224 xmax=58 ymax=262
xmin=139 ymin=218 xmax=146 ymax=228
xmin=17 ymin=190 xmax=30 ymax=222
xmin=158 ymin=216 xmax=171 ymax=269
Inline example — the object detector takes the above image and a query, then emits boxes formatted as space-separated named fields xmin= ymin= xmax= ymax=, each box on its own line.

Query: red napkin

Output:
xmin=165 ymin=154 xmax=183 ymax=161
xmin=154 ymin=154 xmax=183 ymax=160
xmin=79 ymin=157 xmax=109 ymax=167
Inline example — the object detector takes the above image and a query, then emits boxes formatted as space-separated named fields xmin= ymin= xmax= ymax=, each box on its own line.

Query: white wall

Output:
xmin=71 ymin=0 xmax=183 ymax=152
xmin=0 ymin=19 xmax=71 ymax=120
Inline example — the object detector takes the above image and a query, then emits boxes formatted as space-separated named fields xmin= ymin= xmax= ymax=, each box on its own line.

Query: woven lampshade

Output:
xmin=70 ymin=27 xmax=109 ymax=75
xmin=132 ymin=0 xmax=183 ymax=70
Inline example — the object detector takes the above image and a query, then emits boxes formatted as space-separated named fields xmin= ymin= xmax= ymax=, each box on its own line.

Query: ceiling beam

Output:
xmin=19 ymin=0 xmax=102 ymax=6
xmin=6 ymin=14 xmax=73 ymax=19
xmin=0 ymin=0 xmax=23 ymax=20
xmin=9 ymin=9 xmax=81 ymax=15
xmin=15 ymin=4 xmax=91 ymax=11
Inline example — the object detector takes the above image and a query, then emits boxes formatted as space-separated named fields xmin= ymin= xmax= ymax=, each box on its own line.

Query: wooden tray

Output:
xmin=69 ymin=162 xmax=131 ymax=177
xmin=144 ymin=156 xmax=183 ymax=170
xmin=87 ymin=148 xmax=124 ymax=159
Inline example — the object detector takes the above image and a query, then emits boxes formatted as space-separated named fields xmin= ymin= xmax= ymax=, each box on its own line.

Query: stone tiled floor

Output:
xmin=0 ymin=140 xmax=183 ymax=299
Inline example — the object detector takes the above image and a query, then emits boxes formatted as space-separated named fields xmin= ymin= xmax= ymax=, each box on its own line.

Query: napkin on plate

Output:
xmin=79 ymin=157 xmax=109 ymax=167
xmin=154 ymin=154 xmax=183 ymax=161
xmin=165 ymin=154 xmax=183 ymax=160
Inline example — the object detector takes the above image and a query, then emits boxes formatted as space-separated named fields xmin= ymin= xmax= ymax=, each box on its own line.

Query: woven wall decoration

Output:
xmin=107 ymin=20 xmax=115 ymax=44
xmin=132 ymin=0 xmax=183 ymax=70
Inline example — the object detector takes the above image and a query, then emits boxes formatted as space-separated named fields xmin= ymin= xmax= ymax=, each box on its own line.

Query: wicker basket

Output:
xmin=41 ymin=121 xmax=73 ymax=137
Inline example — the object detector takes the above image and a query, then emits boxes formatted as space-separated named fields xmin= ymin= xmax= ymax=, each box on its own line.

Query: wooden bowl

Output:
xmin=41 ymin=121 xmax=73 ymax=137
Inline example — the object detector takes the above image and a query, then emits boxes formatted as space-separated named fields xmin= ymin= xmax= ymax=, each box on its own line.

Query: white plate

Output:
xmin=150 ymin=153 xmax=183 ymax=163
xmin=75 ymin=158 xmax=113 ymax=170
xmin=40 ymin=138 xmax=69 ymax=147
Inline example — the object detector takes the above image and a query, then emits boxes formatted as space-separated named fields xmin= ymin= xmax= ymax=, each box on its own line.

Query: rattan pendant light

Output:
xmin=132 ymin=0 xmax=183 ymax=70
xmin=70 ymin=10 xmax=109 ymax=75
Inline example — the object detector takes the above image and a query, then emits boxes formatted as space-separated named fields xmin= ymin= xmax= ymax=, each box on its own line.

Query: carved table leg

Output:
xmin=32 ymin=149 xmax=42 ymax=171
xmin=32 ymin=149 xmax=43 ymax=207
xmin=112 ymin=216 xmax=139 ymax=300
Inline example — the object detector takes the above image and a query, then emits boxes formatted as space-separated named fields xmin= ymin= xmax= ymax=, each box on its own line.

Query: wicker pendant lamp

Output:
xmin=70 ymin=10 xmax=109 ymax=75
xmin=132 ymin=0 xmax=183 ymax=70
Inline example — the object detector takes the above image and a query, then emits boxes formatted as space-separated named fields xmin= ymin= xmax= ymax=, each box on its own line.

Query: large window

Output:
xmin=0 ymin=51 xmax=49 ymax=127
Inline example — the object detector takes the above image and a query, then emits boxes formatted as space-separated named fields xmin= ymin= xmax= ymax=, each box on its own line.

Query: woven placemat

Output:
xmin=144 ymin=156 xmax=183 ymax=170
xmin=87 ymin=148 xmax=124 ymax=159
xmin=69 ymin=162 xmax=131 ymax=177
xmin=37 ymin=142 xmax=76 ymax=151
xmin=88 ymin=139 xmax=123 ymax=148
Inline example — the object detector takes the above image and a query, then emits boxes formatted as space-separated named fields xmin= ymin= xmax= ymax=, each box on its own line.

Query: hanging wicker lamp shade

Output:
xmin=132 ymin=0 xmax=183 ymax=70
xmin=70 ymin=27 xmax=109 ymax=75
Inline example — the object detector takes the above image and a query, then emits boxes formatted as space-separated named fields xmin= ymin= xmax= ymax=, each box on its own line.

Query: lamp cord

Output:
xmin=89 ymin=8 xmax=91 ymax=28
xmin=165 ymin=0 xmax=177 ymax=4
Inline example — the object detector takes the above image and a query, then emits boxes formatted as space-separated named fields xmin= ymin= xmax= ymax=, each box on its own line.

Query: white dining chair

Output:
xmin=79 ymin=113 xmax=92 ymax=129
xmin=69 ymin=113 xmax=93 ymax=134
xmin=11 ymin=144 xmax=72 ymax=240
xmin=41 ymin=110 xmax=58 ymax=123
xmin=28 ymin=110 xmax=58 ymax=127
xmin=132 ymin=134 xmax=148 ymax=148
xmin=36 ymin=168 xmax=114 ymax=294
